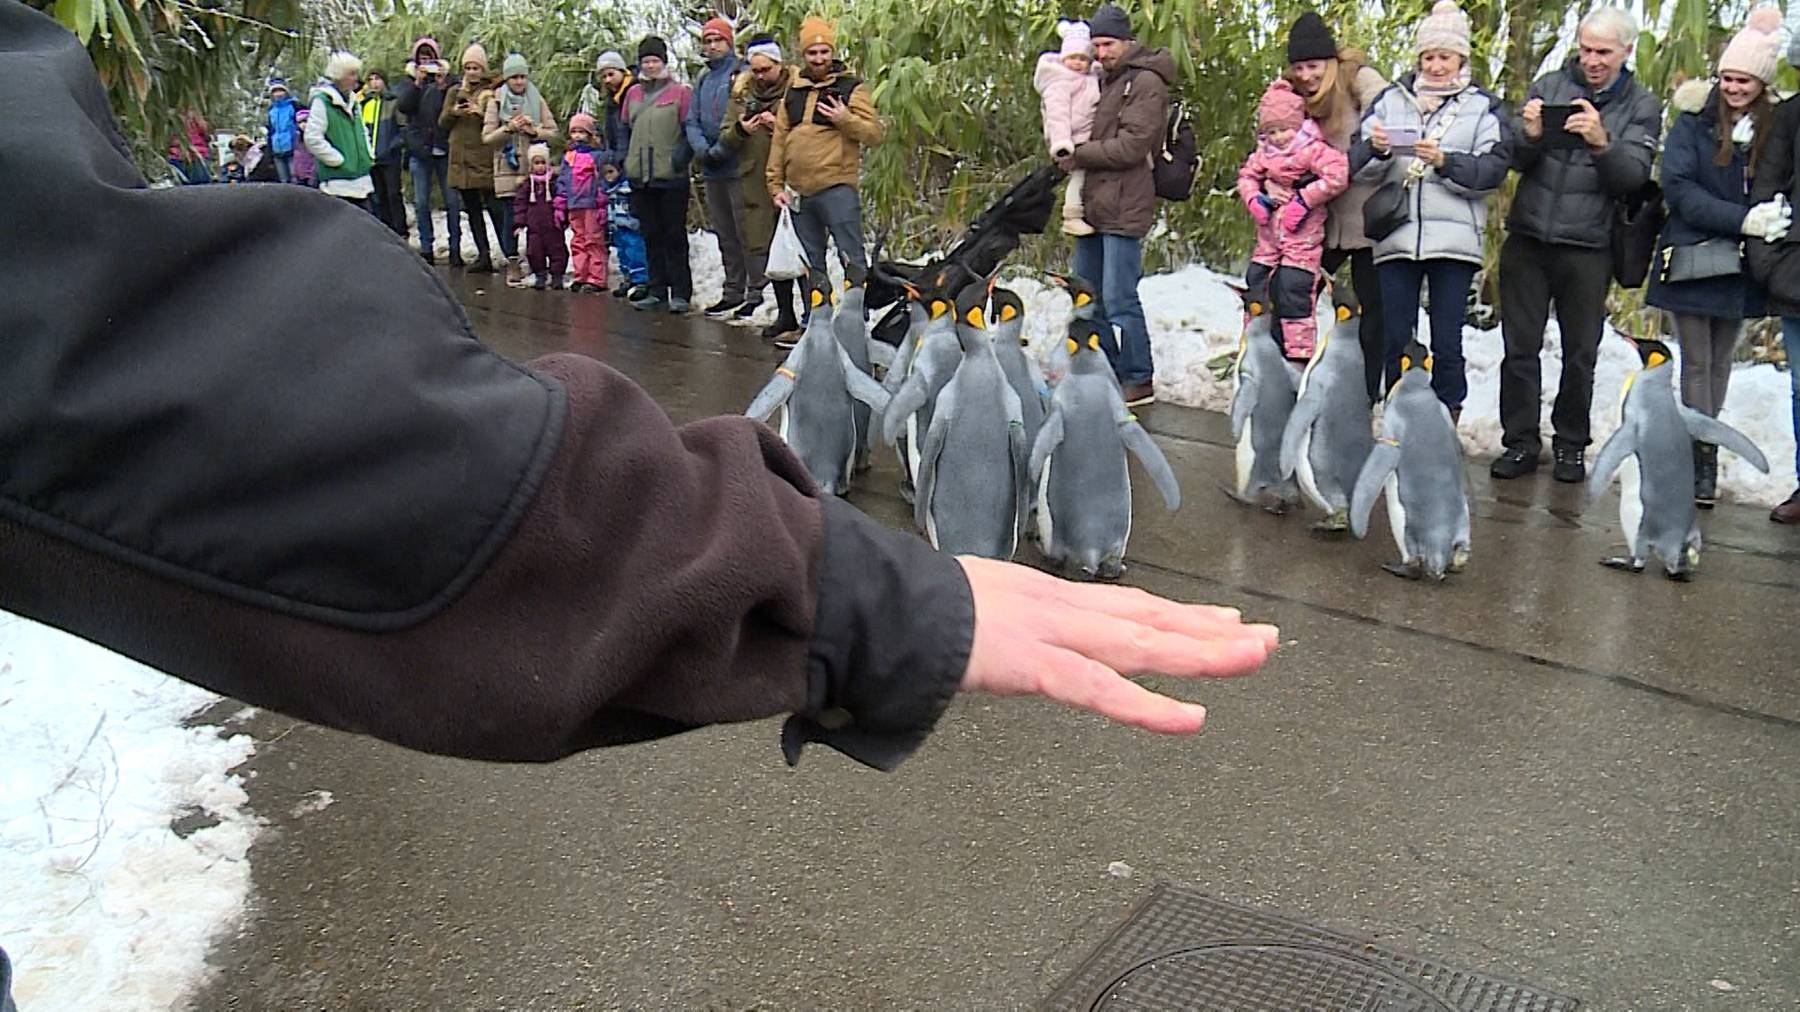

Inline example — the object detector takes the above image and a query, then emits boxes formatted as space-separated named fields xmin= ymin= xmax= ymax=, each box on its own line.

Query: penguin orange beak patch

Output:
xmin=929 ymin=299 xmax=948 ymax=318
xmin=964 ymin=305 xmax=985 ymax=329
xmin=1065 ymin=336 xmax=1080 ymax=354
xmin=1074 ymin=292 xmax=1092 ymax=308
xmin=1087 ymin=334 xmax=1101 ymax=351
xmin=999 ymin=304 xmax=1018 ymax=322
xmin=1647 ymin=351 xmax=1668 ymax=368
xmin=1336 ymin=305 xmax=1352 ymax=321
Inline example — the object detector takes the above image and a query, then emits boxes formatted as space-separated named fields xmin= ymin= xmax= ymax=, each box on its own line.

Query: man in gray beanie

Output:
xmin=579 ymin=50 xmax=634 ymax=172
xmin=1056 ymin=3 xmax=1174 ymax=406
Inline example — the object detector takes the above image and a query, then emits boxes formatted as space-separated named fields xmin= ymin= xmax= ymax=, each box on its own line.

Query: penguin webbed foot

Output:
xmin=1311 ymin=509 xmax=1350 ymax=534
xmin=1447 ymin=546 xmax=1470 ymax=573
xmin=1381 ymin=561 xmax=1423 ymax=580
xmin=1600 ymin=555 xmax=1646 ymax=574
xmin=1097 ymin=558 xmax=1126 ymax=581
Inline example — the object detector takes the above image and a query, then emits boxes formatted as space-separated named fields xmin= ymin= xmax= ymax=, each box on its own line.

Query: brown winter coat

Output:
xmin=1073 ymin=45 xmax=1177 ymax=239
xmin=440 ymin=77 xmax=495 ymax=189
xmin=723 ymin=67 xmax=791 ymax=252
xmin=767 ymin=61 xmax=883 ymax=198
xmin=1288 ymin=58 xmax=1388 ymax=251
xmin=483 ymin=89 xmax=560 ymax=198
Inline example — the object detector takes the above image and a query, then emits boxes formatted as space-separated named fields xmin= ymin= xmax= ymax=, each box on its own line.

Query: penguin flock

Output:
xmin=746 ymin=274 xmax=1773 ymax=584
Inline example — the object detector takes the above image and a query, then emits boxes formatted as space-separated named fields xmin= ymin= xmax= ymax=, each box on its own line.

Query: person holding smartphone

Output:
xmin=1350 ymin=0 xmax=1510 ymax=418
xmin=1493 ymin=6 xmax=1663 ymax=483
xmin=396 ymin=37 xmax=463 ymax=266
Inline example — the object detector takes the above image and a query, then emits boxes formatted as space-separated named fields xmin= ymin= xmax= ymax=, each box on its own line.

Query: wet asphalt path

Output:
xmin=192 ymin=273 xmax=1800 ymax=1010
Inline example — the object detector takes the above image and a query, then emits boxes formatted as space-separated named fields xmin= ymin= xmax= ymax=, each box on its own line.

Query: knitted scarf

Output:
xmin=496 ymin=78 xmax=545 ymax=123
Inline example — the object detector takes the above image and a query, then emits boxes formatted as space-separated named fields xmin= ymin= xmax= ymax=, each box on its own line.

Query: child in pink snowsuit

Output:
xmin=1237 ymin=78 xmax=1348 ymax=360
xmin=513 ymin=143 xmax=569 ymax=290
xmin=1034 ymin=19 xmax=1100 ymax=236
xmin=558 ymin=113 xmax=609 ymax=292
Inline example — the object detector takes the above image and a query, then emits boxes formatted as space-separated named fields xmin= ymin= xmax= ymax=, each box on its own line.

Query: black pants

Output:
xmin=455 ymin=187 xmax=507 ymax=260
xmin=1498 ymin=234 xmax=1613 ymax=450
xmin=636 ymin=184 xmax=692 ymax=301
xmin=1321 ymin=245 xmax=1386 ymax=402
xmin=369 ymin=161 xmax=406 ymax=238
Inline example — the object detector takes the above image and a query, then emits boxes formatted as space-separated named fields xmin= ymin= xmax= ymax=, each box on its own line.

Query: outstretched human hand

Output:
xmin=957 ymin=558 xmax=1278 ymax=734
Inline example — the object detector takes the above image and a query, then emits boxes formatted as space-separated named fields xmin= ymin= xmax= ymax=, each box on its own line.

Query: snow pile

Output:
xmin=0 ymin=612 xmax=260 ymax=1011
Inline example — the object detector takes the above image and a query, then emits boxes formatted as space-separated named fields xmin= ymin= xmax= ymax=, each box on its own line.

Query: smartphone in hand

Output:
xmin=1386 ymin=124 xmax=1422 ymax=152
xmin=1539 ymin=104 xmax=1585 ymax=149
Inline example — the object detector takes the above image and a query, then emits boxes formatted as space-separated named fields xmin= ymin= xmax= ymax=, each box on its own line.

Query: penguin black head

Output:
xmin=807 ymin=273 xmax=835 ymax=308
xmin=1048 ymin=272 xmax=1098 ymax=315
xmin=954 ymin=282 xmax=987 ymax=331
xmin=991 ymin=287 xmax=1024 ymax=328
xmin=1331 ymin=283 xmax=1361 ymax=320
xmin=1064 ymin=319 xmax=1107 ymax=362
xmin=1397 ymin=339 xmax=1433 ymax=374
xmin=1630 ymin=337 xmax=1673 ymax=369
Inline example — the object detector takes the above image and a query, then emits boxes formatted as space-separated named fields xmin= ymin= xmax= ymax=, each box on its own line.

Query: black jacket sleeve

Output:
xmin=395 ymin=76 xmax=422 ymax=116
xmin=0 ymin=1 xmax=970 ymax=769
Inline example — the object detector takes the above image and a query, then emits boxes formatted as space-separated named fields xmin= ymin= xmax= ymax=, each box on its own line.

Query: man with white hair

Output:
xmin=305 ymin=50 xmax=377 ymax=208
xmin=1493 ymin=6 xmax=1662 ymax=483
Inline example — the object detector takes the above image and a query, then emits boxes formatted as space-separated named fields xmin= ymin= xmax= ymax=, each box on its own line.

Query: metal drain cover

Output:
xmin=1044 ymin=885 xmax=1580 ymax=1011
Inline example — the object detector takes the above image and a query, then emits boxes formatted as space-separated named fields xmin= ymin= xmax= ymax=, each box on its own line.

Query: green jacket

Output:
xmin=309 ymin=82 xmax=373 ymax=181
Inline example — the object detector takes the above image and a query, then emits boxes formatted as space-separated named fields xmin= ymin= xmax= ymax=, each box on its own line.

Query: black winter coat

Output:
xmin=1507 ymin=61 xmax=1662 ymax=249
xmin=1647 ymin=84 xmax=1765 ymax=319
xmin=395 ymin=71 xmax=457 ymax=159
xmin=1747 ymin=95 xmax=1800 ymax=317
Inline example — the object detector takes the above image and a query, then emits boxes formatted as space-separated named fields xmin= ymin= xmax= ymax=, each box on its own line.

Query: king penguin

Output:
xmin=1227 ymin=299 xmax=1300 ymax=511
xmin=914 ymin=284 xmax=1030 ymax=558
xmin=1586 ymin=338 xmax=1769 ymax=579
xmin=1045 ymin=272 xmax=1100 ymax=385
xmin=1279 ymin=293 xmax=1375 ymax=531
xmin=1031 ymin=318 xmax=1181 ymax=578
xmin=1348 ymin=340 xmax=1471 ymax=580
xmin=745 ymin=277 xmax=891 ymax=494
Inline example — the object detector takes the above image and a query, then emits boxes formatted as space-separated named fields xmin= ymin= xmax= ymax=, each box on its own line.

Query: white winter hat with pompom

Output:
xmin=1414 ymin=0 xmax=1472 ymax=58
xmin=1719 ymin=5 xmax=1784 ymax=83
xmin=1057 ymin=19 xmax=1093 ymax=57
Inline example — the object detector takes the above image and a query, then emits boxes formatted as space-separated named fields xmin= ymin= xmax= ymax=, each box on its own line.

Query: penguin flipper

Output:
xmin=1120 ymin=417 xmax=1181 ymax=511
xmin=1585 ymin=423 xmax=1638 ymax=503
xmin=1229 ymin=380 xmax=1258 ymax=442
xmin=1349 ymin=439 xmax=1401 ymax=540
xmin=1679 ymin=407 xmax=1771 ymax=474
xmin=746 ymin=362 xmax=800 ymax=423
xmin=913 ymin=410 xmax=950 ymax=535
xmin=884 ymin=335 xmax=919 ymax=393
xmin=882 ymin=377 xmax=930 ymax=446
xmin=1277 ymin=394 xmax=1323 ymax=480
xmin=838 ymin=343 xmax=892 ymax=414
xmin=1029 ymin=407 xmax=1066 ymax=489
xmin=1010 ymin=417 xmax=1031 ymax=553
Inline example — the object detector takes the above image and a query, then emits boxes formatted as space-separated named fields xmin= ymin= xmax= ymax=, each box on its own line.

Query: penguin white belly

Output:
xmin=906 ymin=414 xmax=921 ymax=480
xmin=1618 ymin=455 xmax=1643 ymax=556
xmin=1384 ymin=474 xmax=1408 ymax=561
xmin=777 ymin=405 xmax=790 ymax=442
xmin=924 ymin=498 xmax=940 ymax=549
xmin=841 ymin=414 xmax=859 ymax=484
xmin=1295 ymin=430 xmax=1326 ymax=512
xmin=1234 ymin=418 xmax=1255 ymax=495
xmin=1036 ymin=458 xmax=1055 ymax=550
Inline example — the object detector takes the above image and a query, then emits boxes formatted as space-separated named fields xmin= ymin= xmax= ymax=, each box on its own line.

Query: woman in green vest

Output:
xmin=304 ymin=51 xmax=376 ymax=208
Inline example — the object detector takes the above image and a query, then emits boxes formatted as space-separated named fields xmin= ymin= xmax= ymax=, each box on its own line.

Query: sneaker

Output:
xmin=762 ymin=319 xmax=801 ymax=345
xmin=1489 ymin=447 xmax=1539 ymax=479
xmin=1121 ymin=382 xmax=1156 ymax=407
xmin=613 ymin=281 xmax=634 ymax=298
xmin=1771 ymin=488 xmax=1800 ymax=524
xmin=733 ymin=300 xmax=763 ymax=320
xmin=631 ymin=294 xmax=666 ymax=311
xmin=532 ymin=276 xmax=547 ymax=291
xmin=625 ymin=284 xmax=649 ymax=302
xmin=705 ymin=298 xmax=744 ymax=317
xmin=1552 ymin=444 xmax=1586 ymax=483
xmin=668 ymin=297 xmax=692 ymax=314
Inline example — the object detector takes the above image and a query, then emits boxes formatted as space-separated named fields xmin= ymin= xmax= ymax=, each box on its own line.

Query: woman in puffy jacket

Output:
xmin=1351 ymin=0 xmax=1510 ymax=420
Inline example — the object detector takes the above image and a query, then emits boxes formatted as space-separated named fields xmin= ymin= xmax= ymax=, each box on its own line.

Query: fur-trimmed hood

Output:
xmin=1673 ymin=78 xmax=1714 ymax=115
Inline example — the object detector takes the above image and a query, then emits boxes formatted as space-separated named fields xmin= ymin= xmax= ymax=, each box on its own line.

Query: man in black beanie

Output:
xmin=1056 ymin=2 xmax=1174 ymax=407
xmin=619 ymin=35 xmax=698 ymax=311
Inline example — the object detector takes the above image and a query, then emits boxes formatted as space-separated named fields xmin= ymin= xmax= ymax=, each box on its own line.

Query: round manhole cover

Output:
xmin=1090 ymin=942 xmax=1456 ymax=1012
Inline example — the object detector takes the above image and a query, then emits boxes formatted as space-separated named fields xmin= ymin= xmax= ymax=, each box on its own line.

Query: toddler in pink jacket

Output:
xmin=1034 ymin=19 xmax=1100 ymax=236
xmin=1237 ymin=78 xmax=1348 ymax=360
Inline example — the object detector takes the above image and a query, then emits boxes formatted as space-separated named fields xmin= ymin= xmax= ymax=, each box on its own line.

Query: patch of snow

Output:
xmin=1106 ymin=860 xmax=1134 ymax=879
xmin=289 ymin=790 xmax=334 ymax=818
xmin=0 ymin=611 xmax=261 ymax=1011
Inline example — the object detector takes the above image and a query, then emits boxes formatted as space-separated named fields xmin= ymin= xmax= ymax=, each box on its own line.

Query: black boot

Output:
xmin=468 ymin=253 xmax=495 ymax=274
xmin=1694 ymin=440 xmax=1718 ymax=509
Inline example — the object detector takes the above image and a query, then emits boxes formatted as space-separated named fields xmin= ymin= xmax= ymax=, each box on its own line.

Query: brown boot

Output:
xmin=1121 ymin=382 xmax=1156 ymax=408
xmin=1772 ymin=488 xmax=1800 ymax=524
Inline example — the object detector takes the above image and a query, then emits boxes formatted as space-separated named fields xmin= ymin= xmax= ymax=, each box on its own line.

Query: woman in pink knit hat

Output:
xmin=1237 ymin=77 xmax=1349 ymax=361
xmin=1648 ymin=5 xmax=1789 ymax=507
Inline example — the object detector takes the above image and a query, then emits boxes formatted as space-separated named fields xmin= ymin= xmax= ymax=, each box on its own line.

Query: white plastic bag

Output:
xmin=765 ymin=206 xmax=809 ymax=280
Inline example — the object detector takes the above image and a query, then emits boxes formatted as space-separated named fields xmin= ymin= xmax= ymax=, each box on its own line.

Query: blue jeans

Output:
xmin=410 ymin=153 xmax=460 ymax=253
xmin=496 ymin=198 xmax=516 ymax=259
xmin=1072 ymin=233 xmax=1153 ymax=386
xmin=1379 ymin=257 xmax=1477 ymax=411
xmin=1783 ymin=318 xmax=1800 ymax=476
xmin=271 ymin=151 xmax=293 ymax=183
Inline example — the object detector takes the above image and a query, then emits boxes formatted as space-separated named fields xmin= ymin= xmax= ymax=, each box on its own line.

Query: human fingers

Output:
xmin=958 ymin=558 xmax=1277 ymax=651
xmin=1021 ymin=643 xmax=1211 ymax=734
xmin=1042 ymin=609 xmax=1274 ymax=680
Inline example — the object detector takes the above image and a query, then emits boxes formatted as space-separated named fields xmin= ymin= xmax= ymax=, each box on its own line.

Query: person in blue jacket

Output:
xmin=1647 ymin=8 xmax=1791 ymax=507
xmin=265 ymin=77 xmax=299 ymax=183
xmin=687 ymin=17 xmax=757 ymax=317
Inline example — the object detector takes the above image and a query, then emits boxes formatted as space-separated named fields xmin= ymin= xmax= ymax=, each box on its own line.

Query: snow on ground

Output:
xmin=0 ymin=612 xmax=261 ymax=1011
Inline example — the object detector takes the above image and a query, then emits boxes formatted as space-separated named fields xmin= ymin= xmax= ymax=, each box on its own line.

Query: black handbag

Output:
xmin=1659 ymin=237 xmax=1742 ymax=283
xmin=1610 ymin=180 xmax=1664 ymax=288
xmin=1362 ymin=180 xmax=1411 ymax=242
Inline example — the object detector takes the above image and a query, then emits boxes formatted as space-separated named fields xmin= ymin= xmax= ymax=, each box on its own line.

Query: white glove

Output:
xmin=1742 ymin=196 xmax=1791 ymax=241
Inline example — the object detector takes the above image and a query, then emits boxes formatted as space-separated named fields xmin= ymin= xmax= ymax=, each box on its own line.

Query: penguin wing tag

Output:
xmin=1120 ymin=417 xmax=1182 ymax=510
xmin=1584 ymin=422 xmax=1638 ymax=503
xmin=1679 ymin=406 xmax=1771 ymax=474
xmin=1349 ymin=440 xmax=1402 ymax=540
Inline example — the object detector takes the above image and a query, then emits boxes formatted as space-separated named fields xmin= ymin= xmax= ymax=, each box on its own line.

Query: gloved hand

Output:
xmin=702 ymin=143 xmax=729 ymax=167
xmin=555 ymin=210 xmax=567 ymax=230
xmin=1280 ymin=195 xmax=1310 ymax=233
xmin=1247 ymin=194 xmax=1275 ymax=228
xmin=1743 ymin=195 xmax=1792 ymax=241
